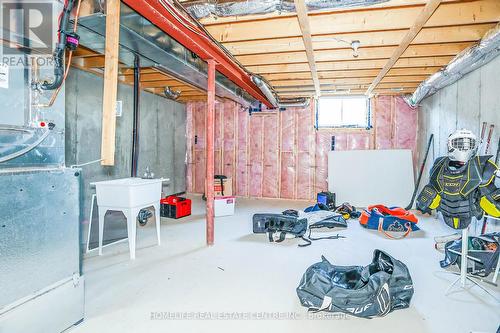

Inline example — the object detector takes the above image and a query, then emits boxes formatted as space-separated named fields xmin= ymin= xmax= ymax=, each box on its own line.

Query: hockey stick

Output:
xmin=495 ymin=137 xmax=500 ymax=165
xmin=481 ymin=137 xmax=500 ymax=235
xmin=405 ymin=134 xmax=434 ymax=210
xmin=484 ymin=124 xmax=494 ymax=155
xmin=479 ymin=122 xmax=487 ymax=154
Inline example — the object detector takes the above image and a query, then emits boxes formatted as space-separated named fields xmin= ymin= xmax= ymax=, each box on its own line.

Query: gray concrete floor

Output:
xmin=72 ymin=195 xmax=500 ymax=333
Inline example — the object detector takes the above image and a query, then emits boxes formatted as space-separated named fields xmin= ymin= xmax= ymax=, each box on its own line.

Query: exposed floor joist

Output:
xmin=202 ymin=1 xmax=499 ymax=42
xmin=71 ymin=46 xmax=209 ymax=103
xmin=366 ymin=0 xmax=443 ymax=95
xmin=293 ymin=0 xmax=320 ymax=97
xmin=222 ymin=23 xmax=495 ymax=56
xmin=185 ymin=0 xmax=500 ymax=98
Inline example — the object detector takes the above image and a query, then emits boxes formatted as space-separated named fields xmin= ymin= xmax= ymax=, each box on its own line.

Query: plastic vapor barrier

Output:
xmin=186 ymin=0 xmax=389 ymax=19
xmin=409 ymin=23 xmax=500 ymax=106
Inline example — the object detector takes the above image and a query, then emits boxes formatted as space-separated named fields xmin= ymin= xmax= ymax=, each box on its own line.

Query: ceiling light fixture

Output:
xmin=351 ymin=40 xmax=361 ymax=58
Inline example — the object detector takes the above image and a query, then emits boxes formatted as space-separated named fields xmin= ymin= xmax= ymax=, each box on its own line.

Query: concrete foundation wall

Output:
xmin=416 ymin=54 xmax=500 ymax=191
xmin=65 ymin=68 xmax=187 ymax=225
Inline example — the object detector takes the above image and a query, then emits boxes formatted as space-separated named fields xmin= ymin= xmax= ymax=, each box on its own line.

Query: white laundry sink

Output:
xmin=92 ymin=177 xmax=165 ymax=209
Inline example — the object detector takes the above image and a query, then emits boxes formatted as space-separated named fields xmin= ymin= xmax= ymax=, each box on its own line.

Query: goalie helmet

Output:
xmin=447 ymin=129 xmax=477 ymax=163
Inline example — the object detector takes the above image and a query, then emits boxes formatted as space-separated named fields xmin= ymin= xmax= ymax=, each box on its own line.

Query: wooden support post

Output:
xmin=366 ymin=0 xmax=442 ymax=95
xmin=100 ymin=0 xmax=121 ymax=166
xmin=206 ymin=59 xmax=216 ymax=246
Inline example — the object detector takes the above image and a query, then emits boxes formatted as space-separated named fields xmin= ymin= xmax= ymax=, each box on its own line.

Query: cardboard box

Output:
xmin=214 ymin=178 xmax=232 ymax=196
xmin=214 ymin=196 xmax=236 ymax=217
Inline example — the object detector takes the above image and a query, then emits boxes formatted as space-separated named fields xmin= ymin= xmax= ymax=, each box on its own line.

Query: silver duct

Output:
xmin=164 ymin=86 xmax=181 ymax=100
xmin=252 ymin=76 xmax=311 ymax=109
xmin=185 ymin=0 xmax=388 ymax=19
xmin=408 ymin=23 xmax=500 ymax=107
xmin=251 ymin=76 xmax=279 ymax=108
xmin=279 ymin=98 xmax=311 ymax=108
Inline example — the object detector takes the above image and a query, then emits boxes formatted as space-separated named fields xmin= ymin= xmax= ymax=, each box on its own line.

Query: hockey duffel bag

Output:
xmin=296 ymin=250 xmax=414 ymax=318
xmin=253 ymin=213 xmax=307 ymax=242
xmin=360 ymin=205 xmax=419 ymax=239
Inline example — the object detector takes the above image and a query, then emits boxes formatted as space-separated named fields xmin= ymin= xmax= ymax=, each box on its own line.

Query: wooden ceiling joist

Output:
xmin=293 ymin=0 xmax=320 ymax=97
xmin=223 ymin=23 xmax=495 ymax=56
xmin=247 ymin=56 xmax=453 ymax=74
xmin=70 ymin=47 xmax=212 ymax=103
xmin=204 ymin=0 xmax=499 ymax=43
xmin=366 ymin=0 xmax=443 ymax=95
xmin=271 ymin=75 xmax=429 ymax=86
xmin=236 ymin=42 xmax=472 ymax=66
xmin=263 ymin=67 xmax=441 ymax=80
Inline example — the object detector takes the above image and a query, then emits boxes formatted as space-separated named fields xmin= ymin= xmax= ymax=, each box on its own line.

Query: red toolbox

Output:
xmin=160 ymin=196 xmax=191 ymax=219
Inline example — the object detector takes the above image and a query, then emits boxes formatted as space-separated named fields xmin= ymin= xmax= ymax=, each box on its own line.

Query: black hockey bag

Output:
xmin=253 ymin=213 xmax=308 ymax=242
xmin=296 ymin=250 xmax=414 ymax=318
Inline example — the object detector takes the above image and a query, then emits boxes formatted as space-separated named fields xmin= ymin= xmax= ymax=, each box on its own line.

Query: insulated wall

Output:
xmin=187 ymin=96 xmax=418 ymax=200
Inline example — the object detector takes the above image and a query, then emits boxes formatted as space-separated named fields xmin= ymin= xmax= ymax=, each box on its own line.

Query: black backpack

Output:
xmin=253 ymin=213 xmax=307 ymax=242
xmin=296 ymin=250 xmax=414 ymax=318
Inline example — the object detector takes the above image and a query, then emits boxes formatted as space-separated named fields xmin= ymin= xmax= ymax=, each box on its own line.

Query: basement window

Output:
xmin=316 ymin=96 xmax=370 ymax=129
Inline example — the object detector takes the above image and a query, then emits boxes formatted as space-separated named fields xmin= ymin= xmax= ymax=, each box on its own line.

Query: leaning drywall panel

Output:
xmin=328 ymin=149 xmax=414 ymax=207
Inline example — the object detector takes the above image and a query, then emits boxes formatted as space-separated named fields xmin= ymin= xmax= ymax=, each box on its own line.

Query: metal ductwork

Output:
xmin=164 ymin=86 xmax=181 ymax=100
xmin=76 ymin=3 xmax=260 ymax=107
xmin=251 ymin=76 xmax=313 ymax=109
xmin=251 ymin=76 xmax=279 ymax=108
xmin=184 ymin=0 xmax=389 ymax=19
xmin=408 ymin=23 xmax=500 ymax=107
xmin=279 ymin=98 xmax=311 ymax=108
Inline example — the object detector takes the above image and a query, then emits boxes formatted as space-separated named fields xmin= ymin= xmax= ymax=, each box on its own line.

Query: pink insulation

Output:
xmin=186 ymin=95 xmax=418 ymax=200
xmin=281 ymin=110 xmax=295 ymax=152
xmin=296 ymin=152 xmax=312 ymax=200
xmin=249 ymin=115 xmax=264 ymax=197
xmin=214 ymin=102 xmax=223 ymax=176
xmin=280 ymin=152 xmax=296 ymax=199
xmin=262 ymin=114 xmax=279 ymax=198
xmin=314 ymin=132 xmax=330 ymax=194
xmin=236 ymin=108 xmax=249 ymax=196
xmin=347 ymin=132 xmax=371 ymax=150
xmin=185 ymin=103 xmax=194 ymax=192
xmin=374 ymin=96 xmax=393 ymax=149
xmin=394 ymin=97 xmax=418 ymax=149
xmin=222 ymin=101 xmax=236 ymax=194
xmin=296 ymin=105 xmax=314 ymax=200
xmin=192 ymin=102 xmax=206 ymax=194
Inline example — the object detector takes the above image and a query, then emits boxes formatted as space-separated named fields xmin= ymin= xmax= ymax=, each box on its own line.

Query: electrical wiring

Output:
xmin=37 ymin=0 xmax=82 ymax=108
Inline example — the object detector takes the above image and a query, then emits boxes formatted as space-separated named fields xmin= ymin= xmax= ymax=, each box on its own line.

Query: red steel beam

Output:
xmin=206 ymin=59 xmax=216 ymax=245
xmin=121 ymin=0 xmax=273 ymax=108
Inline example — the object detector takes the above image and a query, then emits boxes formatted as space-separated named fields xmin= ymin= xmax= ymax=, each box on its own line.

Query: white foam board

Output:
xmin=328 ymin=149 xmax=414 ymax=208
